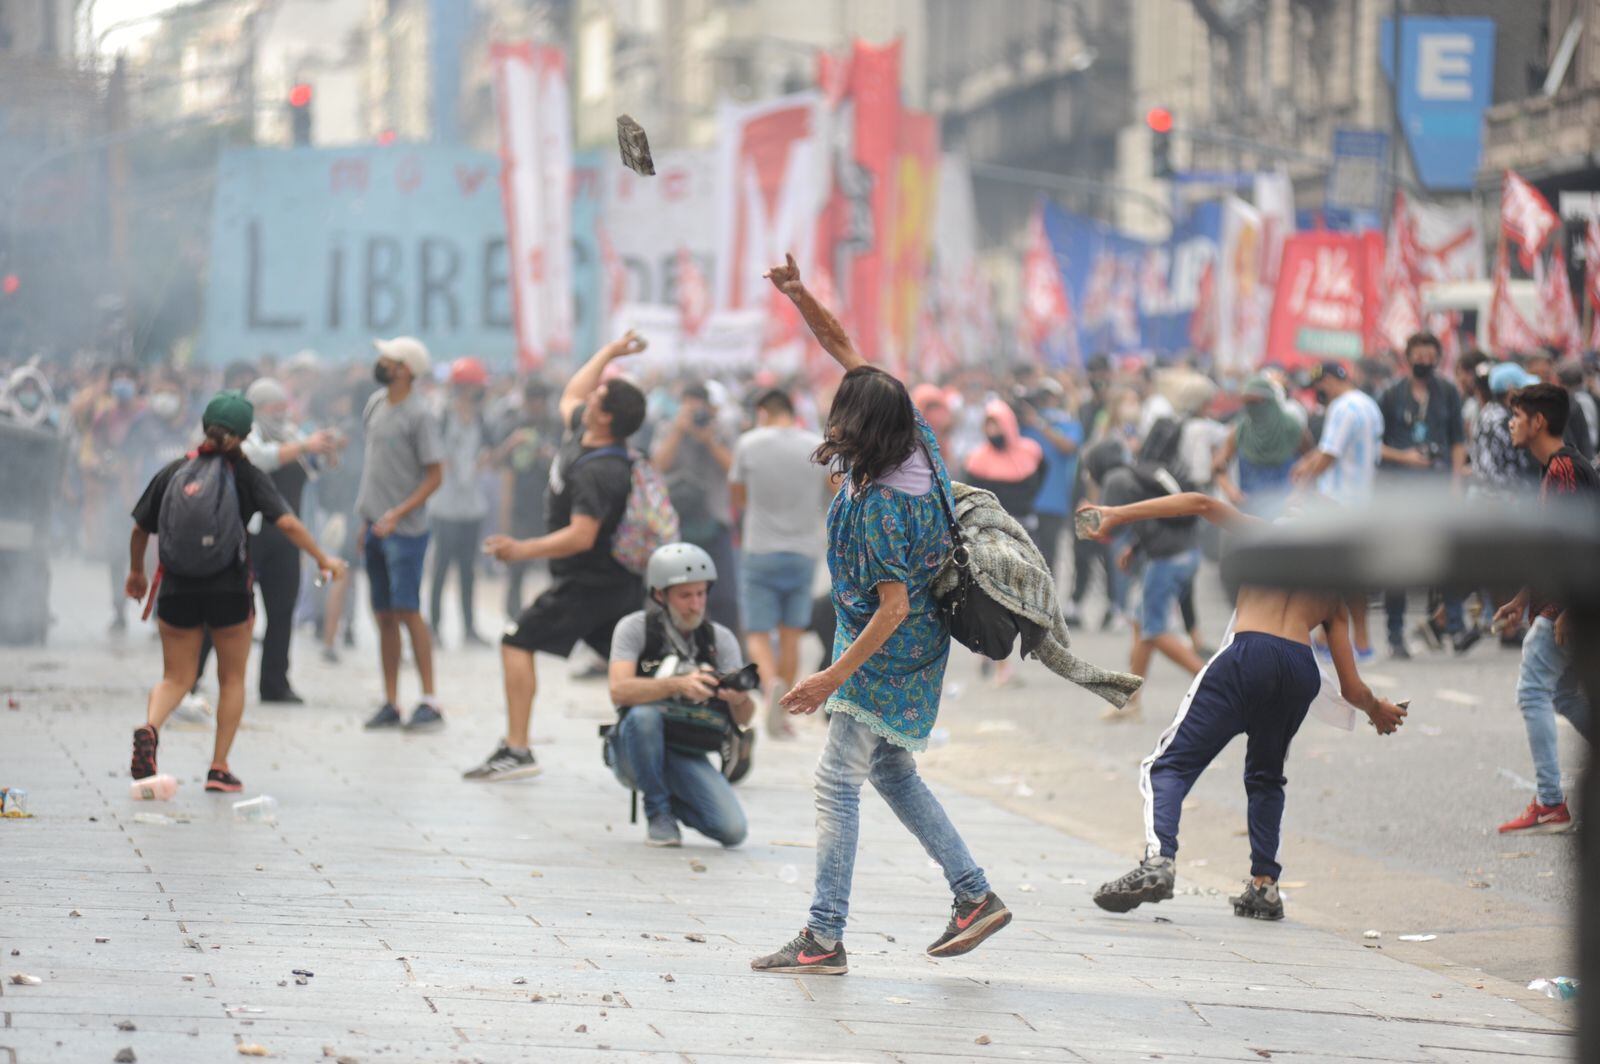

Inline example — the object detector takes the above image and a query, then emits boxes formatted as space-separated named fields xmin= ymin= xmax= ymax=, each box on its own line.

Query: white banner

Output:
xmin=604 ymin=149 xmax=718 ymax=311
xmin=492 ymin=42 xmax=573 ymax=370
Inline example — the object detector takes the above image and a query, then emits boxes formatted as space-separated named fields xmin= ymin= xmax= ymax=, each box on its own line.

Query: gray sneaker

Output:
xmin=462 ymin=743 xmax=540 ymax=782
xmin=646 ymin=813 xmax=682 ymax=847
xmin=364 ymin=702 xmax=402 ymax=729
xmin=1230 ymin=879 xmax=1285 ymax=921
xmin=1093 ymin=855 xmax=1176 ymax=913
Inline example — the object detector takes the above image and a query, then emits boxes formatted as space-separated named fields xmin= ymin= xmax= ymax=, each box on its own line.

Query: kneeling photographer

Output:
xmin=606 ymin=544 xmax=756 ymax=848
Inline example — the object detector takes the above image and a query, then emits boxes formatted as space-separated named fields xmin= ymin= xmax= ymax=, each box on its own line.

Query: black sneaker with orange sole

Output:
xmin=750 ymin=929 xmax=848 ymax=975
xmin=927 ymin=891 xmax=1012 ymax=957
xmin=205 ymin=767 xmax=243 ymax=793
xmin=131 ymin=725 xmax=159 ymax=780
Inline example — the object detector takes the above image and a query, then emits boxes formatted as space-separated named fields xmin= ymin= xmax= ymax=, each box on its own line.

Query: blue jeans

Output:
xmin=808 ymin=711 xmax=988 ymax=941
xmin=608 ymin=705 xmax=747 ymax=846
xmin=1516 ymin=616 xmax=1593 ymax=806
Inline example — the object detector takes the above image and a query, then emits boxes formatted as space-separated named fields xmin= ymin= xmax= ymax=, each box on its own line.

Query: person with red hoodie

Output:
xmin=961 ymin=399 xmax=1045 ymax=522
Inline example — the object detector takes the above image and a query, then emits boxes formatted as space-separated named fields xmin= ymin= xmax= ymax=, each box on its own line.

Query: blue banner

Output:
xmin=1381 ymin=17 xmax=1496 ymax=191
xmin=1041 ymin=201 xmax=1221 ymax=363
xmin=202 ymin=146 xmax=515 ymax=367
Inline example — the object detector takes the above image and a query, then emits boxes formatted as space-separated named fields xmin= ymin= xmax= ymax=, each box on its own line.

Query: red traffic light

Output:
xmin=288 ymin=83 xmax=313 ymax=109
xmin=2 ymin=274 xmax=18 ymax=296
xmin=1145 ymin=106 xmax=1173 ymax=134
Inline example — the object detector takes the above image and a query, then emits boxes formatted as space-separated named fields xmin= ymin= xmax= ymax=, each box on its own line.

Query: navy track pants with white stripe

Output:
xmin=1140 ymin=630 xmax=1321 ymax=880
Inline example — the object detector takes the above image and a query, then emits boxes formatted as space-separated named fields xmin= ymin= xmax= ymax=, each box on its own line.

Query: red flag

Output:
xmin=1020 ymin=206 xmax=1075 ymax=362
xmin=1539 ymin=242 xmax=1581 ymax=357
xmin=1586 ymin=219 xmax=1600 ymax=350
xmin=1489 ymin=241 xmax=1542 ymax=354
xmin=1188 ymin=259 xmax=1216 ymax=353
xmin=1502 ymin=170 xmax=1560 ymax=271
xmin=676 ymin=247 xmax=710 ymax=339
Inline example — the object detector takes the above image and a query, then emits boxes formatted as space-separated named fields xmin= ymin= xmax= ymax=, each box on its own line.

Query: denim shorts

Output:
xmin=740 ymin=551 xmax=816 ymax=632
xmin=364 ymin=526 xmax=430 ymax=613
xmin=1138 ymin=548 xmax=1199 ymax=637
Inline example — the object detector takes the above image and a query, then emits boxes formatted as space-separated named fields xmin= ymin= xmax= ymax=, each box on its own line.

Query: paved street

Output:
xmin=0 ymin=558 xmax=1580 ymax=1062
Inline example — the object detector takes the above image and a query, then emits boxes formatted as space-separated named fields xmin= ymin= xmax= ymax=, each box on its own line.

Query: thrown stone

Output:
xmin=114 ymin=1049 xmax=136 ymax=1063
xmin=616 ymin=115 xmax=655 ymax=176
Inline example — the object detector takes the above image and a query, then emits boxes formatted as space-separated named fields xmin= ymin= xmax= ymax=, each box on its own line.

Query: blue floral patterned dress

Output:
xmin=823 ymin=410 xmax=954 ymax=751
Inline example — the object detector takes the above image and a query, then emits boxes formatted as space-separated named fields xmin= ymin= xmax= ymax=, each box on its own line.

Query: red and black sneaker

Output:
xmin=927 ymin=891 xmax=1012 ymax=957
xmin=750 ymin=929 xmax=848 ymax=975
xmin=130 ymin=725 xmax=159 ymax=780
xmin=1498 ymin=799 xmax=1573 ymax=834
xmin=204 ymin=767 xmax=243 ymax=793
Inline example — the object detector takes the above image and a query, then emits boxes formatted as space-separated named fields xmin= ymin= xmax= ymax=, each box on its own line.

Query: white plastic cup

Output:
xmin=129 ymin=774 xmax=179 ymax=801
xmin=231 ymin=796 xmax=279 ymax=823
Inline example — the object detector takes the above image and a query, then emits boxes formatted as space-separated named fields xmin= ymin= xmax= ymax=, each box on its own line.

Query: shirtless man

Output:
xmin=1076 ymin=492 xmax=1406 ymax=920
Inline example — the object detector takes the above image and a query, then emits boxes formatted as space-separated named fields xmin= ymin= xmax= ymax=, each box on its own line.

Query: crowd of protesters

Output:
xmin=0 ymin=327 xmax=1594 ymax=841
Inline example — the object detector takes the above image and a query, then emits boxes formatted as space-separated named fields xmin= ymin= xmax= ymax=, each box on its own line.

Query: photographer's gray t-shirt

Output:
xmin=609 ymin=610 xmax=743 ymax=674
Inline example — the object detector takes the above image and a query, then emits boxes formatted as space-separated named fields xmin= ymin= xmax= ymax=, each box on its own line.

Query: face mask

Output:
xmin=150 ymin=393 xmax=180 ymax=418
xmin=986 ymin=432 xmax=1007 ymax=448
xmin=16 ymin=390 xmax=42 ymax=412
xmin=1411 ymin=362 xmax=1435 ymax=381
xmin=373 ymin=361 xmax=393 ymax=385
xmin=110 ymin=379 xmax=137 ymax=402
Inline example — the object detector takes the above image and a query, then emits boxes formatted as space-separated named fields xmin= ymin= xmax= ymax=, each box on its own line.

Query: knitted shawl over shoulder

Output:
xmin=932 ymin=482 xmax=1143 ymax=707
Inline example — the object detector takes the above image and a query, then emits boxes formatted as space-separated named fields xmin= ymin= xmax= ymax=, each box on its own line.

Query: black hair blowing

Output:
xmin=813 ymin=366 xmax=918 ymax=494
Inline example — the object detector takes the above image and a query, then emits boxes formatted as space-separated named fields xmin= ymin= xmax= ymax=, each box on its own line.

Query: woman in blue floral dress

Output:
xmin=751 ymin=256 xmax=1011 ymax=977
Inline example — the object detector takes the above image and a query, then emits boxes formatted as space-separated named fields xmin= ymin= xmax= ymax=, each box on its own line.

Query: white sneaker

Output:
xmin=173 ymin=694 xmax=213 ymax=723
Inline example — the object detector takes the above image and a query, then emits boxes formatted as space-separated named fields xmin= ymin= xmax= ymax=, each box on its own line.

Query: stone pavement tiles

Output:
xmin=0 ymin=647 xmax=1575 ymax=1063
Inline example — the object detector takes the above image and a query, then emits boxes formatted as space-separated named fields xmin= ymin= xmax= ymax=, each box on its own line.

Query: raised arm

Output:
xmin=764 ymin=254 xmax=866 ymax=373
xmin=1079 ymin=491 xmax=1262 ymax=540
xmin=559 ymin=330 xmax=648 ymax=425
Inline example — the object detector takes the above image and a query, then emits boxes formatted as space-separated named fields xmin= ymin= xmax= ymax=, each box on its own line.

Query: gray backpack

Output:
xmin=157 ymin=453 xmax=247 ymax=578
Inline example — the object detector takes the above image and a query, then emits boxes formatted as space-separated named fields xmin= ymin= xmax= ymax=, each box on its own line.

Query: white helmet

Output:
xmin=646 ymin=542 xmax=717 ymax=594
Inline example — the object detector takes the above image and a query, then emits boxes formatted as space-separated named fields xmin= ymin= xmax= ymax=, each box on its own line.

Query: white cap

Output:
xmin=374 ymin=336 xmax=431 ymax=378
xmin=285 ymin=348 xmax=321 ymax=373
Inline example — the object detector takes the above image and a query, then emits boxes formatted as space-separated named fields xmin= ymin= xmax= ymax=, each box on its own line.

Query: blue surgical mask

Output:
xmin=110 ymin=379 xmax=137 ymax=402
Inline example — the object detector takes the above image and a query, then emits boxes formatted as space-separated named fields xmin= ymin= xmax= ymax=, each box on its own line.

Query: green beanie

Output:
xmin=202 ymin=391 xmax=254 ymax=437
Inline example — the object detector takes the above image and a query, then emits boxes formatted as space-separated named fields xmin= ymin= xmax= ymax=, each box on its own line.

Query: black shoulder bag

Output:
xmin=928 ymin=461 xmax=1040 ymax=661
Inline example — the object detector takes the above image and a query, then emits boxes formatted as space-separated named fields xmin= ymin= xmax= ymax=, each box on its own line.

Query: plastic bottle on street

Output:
xmin=129 ymin=774 xmax=179 ymax=801
xmin=1528 ymin=977 xmax=1579 ymax=1001
xmin=232 ymin=796 xmax=279 ymax=823
xmin=1 ymin=787 xmax=29 ymax=817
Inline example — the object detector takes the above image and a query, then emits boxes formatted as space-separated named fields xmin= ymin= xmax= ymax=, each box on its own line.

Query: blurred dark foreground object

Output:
xmin=616 ymin=114 xmax=655 ymax=176
xmin=1223 ymin=486 xmax=1597 ymax=1060
xmin=0 ymin=417 xmax=66 ymax=645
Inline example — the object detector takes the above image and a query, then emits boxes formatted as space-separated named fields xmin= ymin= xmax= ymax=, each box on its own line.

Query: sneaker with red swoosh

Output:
xmin=750 ymin=929 xmax=847 ymax=975
xmin=927 ymin=891 xmax=1012 ymax=957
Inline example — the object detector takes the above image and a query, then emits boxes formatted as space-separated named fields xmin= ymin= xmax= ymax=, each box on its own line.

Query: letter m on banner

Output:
xmin=492 ymin=42 xmax=574 ymax=370
xmin=715 ymin=93 xmax=827 ymax=318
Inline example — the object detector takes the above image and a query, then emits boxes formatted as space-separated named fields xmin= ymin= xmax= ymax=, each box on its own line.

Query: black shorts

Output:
xmin=156 ymin=592 xmax=254 ymax=630
xmin=502 ymin=577 xmax=641 ymax=657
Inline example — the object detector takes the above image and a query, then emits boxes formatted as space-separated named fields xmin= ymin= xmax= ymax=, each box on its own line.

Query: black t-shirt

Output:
xmin=545 ymin=405 xmax=633 ymax=587
xmin=132 ymin=454 xmax=290 ymax=597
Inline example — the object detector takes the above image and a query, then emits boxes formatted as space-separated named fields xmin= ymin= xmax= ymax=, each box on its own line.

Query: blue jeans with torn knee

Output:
xmin=807 ymin=711 xmax=988 ymax=942
xmin=609 ymin=704 xmax=748 ymax=847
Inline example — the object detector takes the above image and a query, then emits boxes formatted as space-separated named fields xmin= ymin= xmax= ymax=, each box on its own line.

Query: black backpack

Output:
xmin=157 ymin=452 xmax=247 ymax=578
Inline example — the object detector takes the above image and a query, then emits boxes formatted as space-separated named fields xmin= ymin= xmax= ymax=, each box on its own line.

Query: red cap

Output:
xmin=449 ymin=357 xmax=489 ymax=386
